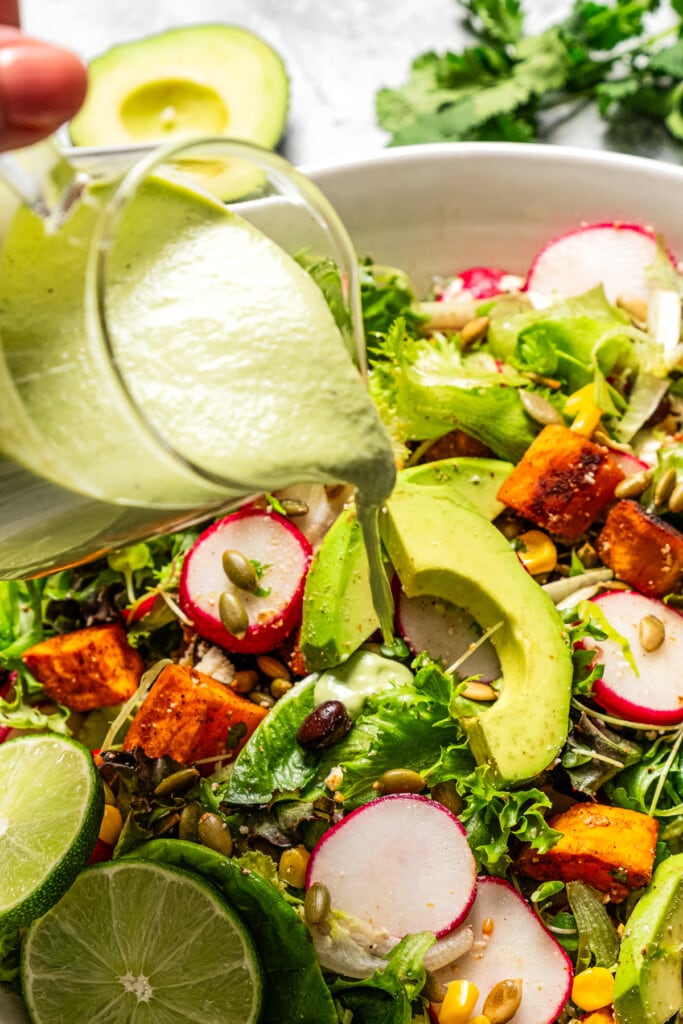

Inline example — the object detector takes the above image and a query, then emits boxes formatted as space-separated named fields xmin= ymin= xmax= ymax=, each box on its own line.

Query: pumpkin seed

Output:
xmin=178 ymin=801 xmax=202 ymax=842
xmin=198 ymin=812 xmax=233 ymax=857
xmin=257 ymin=655 xmax=291 ymax=681
xmin=373 ymin=768 xmax=426 ymax=795
xmin=270 ymin=678 xmax=293 ymax=699
xmin=616 ymin=294 xmax=648 ymax=323
xmin=654 ymin=466 xmax=678 ymax=506
xmin=614 ymin=470 xmax=653 ymax=499
xmin=461 ymin=681 xmax=498 ymax=701
xmin=221 ymin=549 xmax=258 ymax=592
xmin=279 ymin=498 xmax=309 ymax=516
xmin=304 ymin=881 xmax=331 ymax=925
xmin=639 ymin=614 xmax=666 ymax=652
xmin=231 ymin=669 xmax=259 ymax=694
xmin=218 ymin=591 xmax=249 ymax=638
xmin=482 ymin=978 xmax=523 ymax=1024
xmin=154 ymin=766 xmax=200 ymax=798
xmin=519 ymin=389 xmax=563 ymax=426
xmin=577 ymin=541 xmax=599 ymax=568
xmin=430 ymin=780 xmax=464 ymax=816
xmin=422 ymin=971 xmax=444 ymax=1004
xmin=460 ymin=315 xmax=490 ymax=348
xmin=152 ymin=812 xmax=181 ymax=838
xmin=669 ymin=481 xmax=683 ymax=514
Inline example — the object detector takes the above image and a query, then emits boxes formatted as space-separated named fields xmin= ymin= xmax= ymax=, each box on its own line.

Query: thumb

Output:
xmin=0 ymin=38 xmax=87 ymax=151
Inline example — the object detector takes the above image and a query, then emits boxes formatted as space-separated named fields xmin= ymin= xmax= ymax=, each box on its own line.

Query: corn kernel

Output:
xmin=571 ymin=966 xmax=615 ymax=1012
xmin=98 ymin=803 xmax=123 ymax=846
xmin=516 ymin=529 xmax=557 ymax=575
xmin=438 ymin=980 xmax=479 ymax=1024
xmin=278 ymin=845 xmax=310 ymax=888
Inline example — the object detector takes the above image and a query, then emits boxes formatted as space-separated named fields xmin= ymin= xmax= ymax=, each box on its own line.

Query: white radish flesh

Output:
xmin=434 ymin=876 xmax=572 ymax=1024
xmin=585 ymin=590 xmax=683 ymax=725
xmin=526 ymin=222 xmax=668 ymax=304
xmin=306 ymin=794 xmax=477 ymax=938
xmin=397 ymin=592 xmax=500 ymax=682
xmin=179 ymin=508 xmax=312 ymax=654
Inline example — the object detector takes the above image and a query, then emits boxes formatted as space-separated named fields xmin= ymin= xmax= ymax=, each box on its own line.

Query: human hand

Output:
xmin=0 ymin=0 xmax=87 ymax=152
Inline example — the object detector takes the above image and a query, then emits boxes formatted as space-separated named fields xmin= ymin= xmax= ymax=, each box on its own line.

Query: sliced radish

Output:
xmin=179 ymin=508 xmax=312 ymax=655
xmin=583 ymin=590 xmax=683 ymax=725
xmin=526 ymin=222 xmax=674 ymax=304
xmin=397 ymin=591 xmax=500 ymax=682
xmin=442 ymin=266 xmax=524 ymax=301
xmin=123 ymin=591 xmax=161 ymax=624
xmin=433 ymin=876 xmax=573 ymax=1024
xmin=306 ymin=794 xmax=477 ymax=938
xmin=607 ymin=450 xmax=651 ymax=478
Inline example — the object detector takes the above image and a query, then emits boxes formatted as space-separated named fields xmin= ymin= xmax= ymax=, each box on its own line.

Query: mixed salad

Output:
xmin=1 ymin=218 xmax=683 ymax=1024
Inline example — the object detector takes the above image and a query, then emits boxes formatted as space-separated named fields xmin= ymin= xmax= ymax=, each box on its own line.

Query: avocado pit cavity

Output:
xmin=120 ymin=78 xmax=228 ymax=138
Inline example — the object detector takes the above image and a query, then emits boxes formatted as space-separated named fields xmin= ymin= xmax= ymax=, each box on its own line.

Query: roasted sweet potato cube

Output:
xmin=122 ymin=663 xmax=268 ymax=765
xmin=22 ymin=623 xmax=143 ymax=712
xmin=596 ymin=499 xmax=683 ymax=597
xmin=496 ymin=424 xmax=624 ymax=541
xmin=515 ymin=801 xmax=658 ymax=902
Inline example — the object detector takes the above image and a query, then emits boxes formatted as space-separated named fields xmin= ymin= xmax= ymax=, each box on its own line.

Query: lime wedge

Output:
xmin=0 ymin=734 xmax=103 ymax=932
xmin=22 ymin=860 xmax=262 ymax=1024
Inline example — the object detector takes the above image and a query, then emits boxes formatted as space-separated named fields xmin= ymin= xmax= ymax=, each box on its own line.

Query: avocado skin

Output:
xmin=300 ymin=458 xmax=514 ymax=673
xmin=380 ymin=480 xmax=573 ymax=786
xmin=69 ymin=25 xmax=289 ymax=200
xmin=614 ymin=853 xmax=683 ymax=1024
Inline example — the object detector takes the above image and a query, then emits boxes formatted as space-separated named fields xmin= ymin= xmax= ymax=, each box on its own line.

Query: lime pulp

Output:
xmin=21 ymin=859 xmax=263 ymax=1024
xmin=0 ymin=734 xmax=103 ymax=932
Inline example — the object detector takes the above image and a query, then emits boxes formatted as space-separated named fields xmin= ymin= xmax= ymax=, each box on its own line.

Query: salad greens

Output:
xmin=377 ymin=0 xmax=683 ymax=150
xmin=3 ymin=220 xmax=683 ymax=1024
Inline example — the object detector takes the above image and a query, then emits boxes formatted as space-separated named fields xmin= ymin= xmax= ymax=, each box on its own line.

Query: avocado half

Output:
xmin=70 ymin=24 xmax=289 ymax=199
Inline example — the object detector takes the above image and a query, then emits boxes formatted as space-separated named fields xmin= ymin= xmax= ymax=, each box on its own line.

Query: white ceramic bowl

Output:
xmin=306 ymin=142 xmax=683 ymax=289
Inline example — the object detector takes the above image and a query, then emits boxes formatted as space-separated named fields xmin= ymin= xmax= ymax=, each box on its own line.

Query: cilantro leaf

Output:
xmin=459 ymin=0 xmax=525 ymax=46
xmin=377 ymin=0 xmax=683 ymax=151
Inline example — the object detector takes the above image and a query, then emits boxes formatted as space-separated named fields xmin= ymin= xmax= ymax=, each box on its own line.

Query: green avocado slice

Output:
xmin=379 ymin=480 xmax=573 ymax=785
xmin=614 ymin=853 xmax=683 ymax=1024
xmin=299 ymin=458 xmax=513 ymax=672
xmin=70 ymin=25 xmax=289 ymax=200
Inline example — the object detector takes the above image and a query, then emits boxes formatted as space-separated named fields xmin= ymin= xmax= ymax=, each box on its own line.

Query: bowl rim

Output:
xmin=301 ymin=139 xmax=683 ymax=184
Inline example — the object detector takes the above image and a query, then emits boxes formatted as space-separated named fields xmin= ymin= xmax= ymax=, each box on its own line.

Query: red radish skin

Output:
xmin=123 ymin=591 xmax=160 ymax=624
xmin=0 ymin=671 xmax=15 ymax=744
xmin=433 ymin=876 xmax=573 ymax=1024
xmin=443 ymin=266 xmax=523 ymax=301
xmin=526 ymin=222 xmax=674 ymax=304
xmin=306 ymin=794 xmax=477 ymax=939
xmin=179 ymin=508 xmax=312 ymax=655
xmin=607 ymin=450 xmax=651 ymax=478
xmin=396 ymin=590 xmax=500 ymax=682
xmin=585 ymin=590 xmax=683 ymax=725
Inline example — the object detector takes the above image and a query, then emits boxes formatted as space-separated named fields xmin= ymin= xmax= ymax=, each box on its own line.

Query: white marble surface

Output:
xmin=21 ymin=0 xmax=675 ymax=167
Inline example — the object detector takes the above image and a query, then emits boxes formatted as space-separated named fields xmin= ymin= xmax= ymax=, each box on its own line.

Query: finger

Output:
xmin=0 ymin=41 xmax=87 ymax=150
xmin=0 ymin=1 xmax=20 ymax=28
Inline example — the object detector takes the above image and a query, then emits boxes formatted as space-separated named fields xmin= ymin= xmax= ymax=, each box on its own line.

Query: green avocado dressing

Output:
xmin=0 ymin=177 xmax=396 ymax=592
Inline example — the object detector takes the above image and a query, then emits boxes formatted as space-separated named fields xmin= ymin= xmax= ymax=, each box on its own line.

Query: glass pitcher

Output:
xmin=0 ymin=137 xmax=395 ymax=579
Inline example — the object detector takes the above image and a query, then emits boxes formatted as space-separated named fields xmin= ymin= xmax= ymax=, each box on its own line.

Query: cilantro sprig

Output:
xmin=377 ymin=0 xmax=683 ymax=148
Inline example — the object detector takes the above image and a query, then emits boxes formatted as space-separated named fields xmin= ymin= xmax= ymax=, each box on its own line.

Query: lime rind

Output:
xmin=22 ymin=859 xmax=262 ymax=1024
xmin=0 ymin=734 xmax=103 ymax=933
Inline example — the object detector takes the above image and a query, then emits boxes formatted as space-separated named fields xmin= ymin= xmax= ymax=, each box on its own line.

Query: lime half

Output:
xmin=0 ymin=734 xmax=103 ymax=933
xmin=22 ymin=859 xmax=263 ymax=1024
